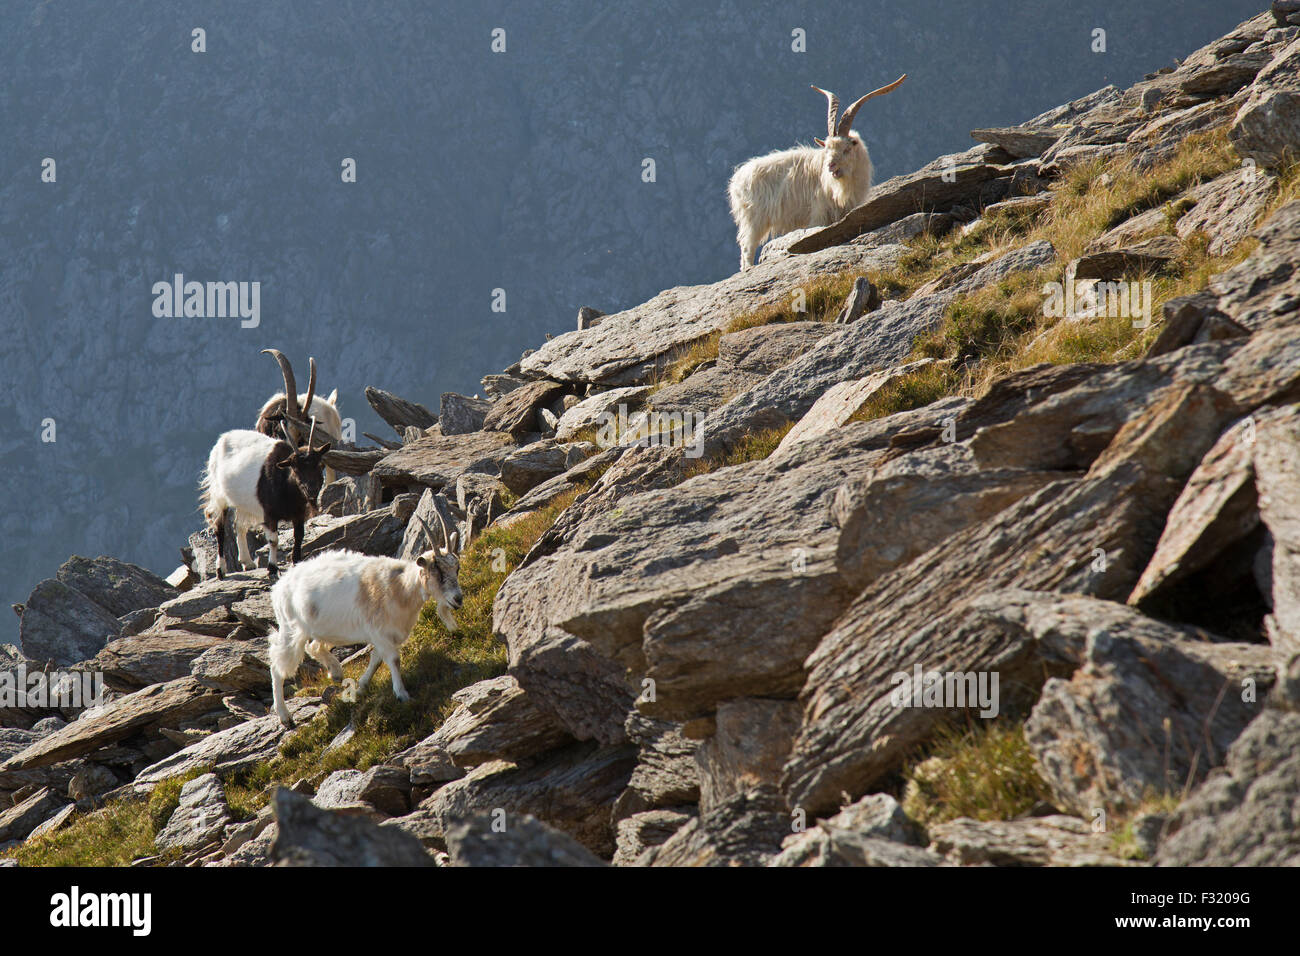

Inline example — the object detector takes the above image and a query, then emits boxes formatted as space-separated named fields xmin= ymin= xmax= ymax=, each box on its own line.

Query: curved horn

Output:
xmin=301 ymin=357 xmax=317 ymax=425
xmin=837 ymin=74 xmax=907 ymax=136
xmin=811 ymin=85 xmax=839 ymax=138
xmin=306 ymin=417 xmax=317 ymax=450
xmin=415 ymin=509 xmax=452 ymax=552
xmin=432 ymin=505 xmax=452 ymax=551
xmin=262 ymin=349 xmax=302 ymax=422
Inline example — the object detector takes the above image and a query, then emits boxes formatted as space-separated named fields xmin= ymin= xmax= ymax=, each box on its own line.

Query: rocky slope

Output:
xmin=4 ymin=4 xmax=1300 ymax=867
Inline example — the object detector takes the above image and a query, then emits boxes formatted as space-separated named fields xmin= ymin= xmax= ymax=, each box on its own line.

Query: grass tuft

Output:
xmin=901 ymin=722 xmax=1055 ymax=828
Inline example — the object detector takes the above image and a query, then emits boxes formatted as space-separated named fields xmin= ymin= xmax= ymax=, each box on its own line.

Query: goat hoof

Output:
xmin=216 ymin=568 xmax=225 ymax=580
xmin=266 ymin=565 xmax=279 ymax=581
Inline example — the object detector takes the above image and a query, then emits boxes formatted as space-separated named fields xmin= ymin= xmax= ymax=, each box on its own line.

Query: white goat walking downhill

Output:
xmin=727 ymin=74 xmax=906 ymax=270
xmin=267 ymin=512 xmax=464 ymax=727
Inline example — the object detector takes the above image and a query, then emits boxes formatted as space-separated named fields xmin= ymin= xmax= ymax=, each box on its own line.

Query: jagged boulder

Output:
xmin=613 ymin=808 xmax=696 ymax=865
xmin=18 ymin=580 xmax=122 ymax=666
xmin=444 ymin=812 xmax=606 ymax=867
xmin=695 ymin=698 xmax=801 ymax=813
xmin=364 ymin=386 xmax=437 ymax=435
xmin=974 ymin=591 xmax=1274 ymax=815
xmin=613 ymin=714 xmax=700 ymax=820
xmin=519 ymin=240 xmax=907 ymax=387
xmin=270 ymin=788 xmax=434 ymax=866
xmin=371 ymin=430 xmax=515 ymax=489
xmin=408 ymin=742 xmax=635 ymax=857
xmin=428 ymin=676 xmax=575 ymax=769
xmin=0 ymin=786 xmax=67 ymax=843
xmin=929 ymin=815 xmax=1128 ymax=867
xmin=638 ymin=788 xmax=790 ymax=867
xmin=91 ymin=631 xmax=226 ymax=691
xmin=55 ymin=556 xmax=177 ymax=619
xmin=0 ymin=678 xmax=223 ymax=773
xmin=1175 ymin=166 xmax=1279 ymax=256
xmin=155 ymin=773 xmax=231 ymax=855
xmin=554 ymin=387 xmax=651 ymax=441
xmin=784 ymin=394 xmax=1236 ymax=815
xmin=1155 ymin=708 xmax=1300 ymax=865
xmin=482 ymin=380 xmax=570 ymax=437
xmin=132 ymin=697 xmax=323 ymax=788
xmin=314 ymin=766 xmax=411 ymax=817
xmin=1230 ymin=36 xmax=1300 ymax=168
xmin=438 ymin=392 xmax=493 ymax=435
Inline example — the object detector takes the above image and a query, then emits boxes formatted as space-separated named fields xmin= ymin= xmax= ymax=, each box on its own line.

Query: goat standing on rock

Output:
xmin=200 ymin=421 xmax=331 ymax=581
xmin=727 ymin=74 xmax=906 ymax=270
xmin=267 ymin=513 xmax=465 ymax=728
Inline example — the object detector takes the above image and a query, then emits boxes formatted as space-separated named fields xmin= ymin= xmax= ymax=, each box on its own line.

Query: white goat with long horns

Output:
xmin=727 ymin=74 xmax=906 ymax=270
xmin=255 ymin=349 xmax=344 ymax=482
xmin=266 ymin=511 xmax=465 ymax=728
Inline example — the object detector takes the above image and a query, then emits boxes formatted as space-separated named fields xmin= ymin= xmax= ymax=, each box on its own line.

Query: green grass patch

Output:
xmin=4 ymin=767 xmax=219 ymax=867
xmin=848 ymin=361 xmax=962 ymax=424
xmin=1109 ymin=792 xmax=1183 ymax=861
xmin=681 ymin=422 xmax=794 ymax=481
xmin=901 ymin=722 xmax=1055 ymax=828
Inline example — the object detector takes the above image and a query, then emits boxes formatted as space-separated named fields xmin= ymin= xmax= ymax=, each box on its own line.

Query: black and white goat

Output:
xmin=267 ymin=513 xmax=464 ymax=727
xmin=200 ymin=422 xmax=331 ymax=580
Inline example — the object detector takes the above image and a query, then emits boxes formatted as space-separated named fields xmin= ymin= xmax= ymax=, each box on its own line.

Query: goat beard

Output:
xmin=823 ymin=164 xmax=858 ymax=206
xmin=436 ymin=599 xmax=458 ymax=633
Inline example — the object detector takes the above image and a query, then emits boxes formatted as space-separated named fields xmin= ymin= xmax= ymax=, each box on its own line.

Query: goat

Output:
xmin=200 ymin=425 xmax=331 ymax=581
xmin=255 ymin=348 xmax=344 ymax=482
xmin=727 ymin=74 xmax=906 ymax=271
xmin=267 ymin=512 xmax=464 ymax=727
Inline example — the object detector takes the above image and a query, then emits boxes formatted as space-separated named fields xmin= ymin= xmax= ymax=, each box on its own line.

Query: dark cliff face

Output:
xmin=0 ymin=0 xmax=1265 ymax=619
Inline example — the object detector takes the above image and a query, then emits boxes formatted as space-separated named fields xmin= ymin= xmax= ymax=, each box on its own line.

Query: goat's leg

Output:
xmin=385 ymin=644 xmax=410 ymax=703
xmin=736 ymin=217 xmax=765 ymax=272
xmin=356 ymin=649 xmax=383 ymax=695
xmin=305 ymin=639 xmax=343 ymax=682
xmin=214 ymin=510 xmax=228 ymax=579
xmin=292 ymin=519 xmax=305 ymax=565
xmin=265 ymin=522 xmax=280 ymax=579
xmin=270 ymin=624 xmax=306 ymax=728
xmin=235 ymin=517 xmax=255 ymax=571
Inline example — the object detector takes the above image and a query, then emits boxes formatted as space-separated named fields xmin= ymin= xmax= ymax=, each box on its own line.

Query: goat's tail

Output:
xmin=268 ymin=627 xmax=306 ymax=680
xmin=268 ymin=585 xmax=307 ymax=679
xmin=199 ymin=439 xmax=223 ymax=529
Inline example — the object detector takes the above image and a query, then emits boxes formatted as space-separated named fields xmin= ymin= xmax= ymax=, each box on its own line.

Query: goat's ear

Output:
xmin=276 ymin=458 xmax=292 ymax=469
xmin=416 ymin=556 xmax=429 ymax=570
xmin=814 ymin=137 xmax=825 ymax=147
xmin=314 ymin=442 xmax=332 ymax=456
xmin=448 ymin=531 xmax=459 ymax=554
xmin=327 ymin=389 xmax=338 ymax=404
